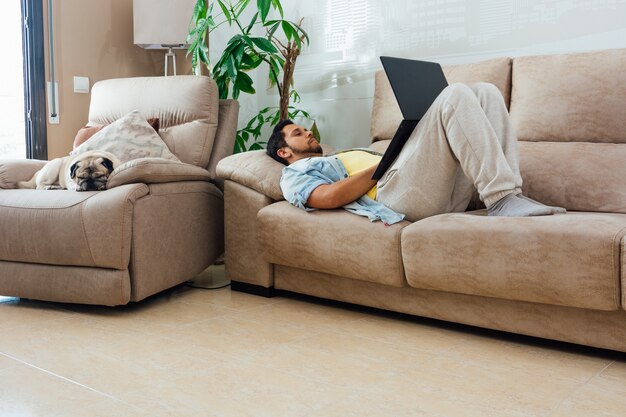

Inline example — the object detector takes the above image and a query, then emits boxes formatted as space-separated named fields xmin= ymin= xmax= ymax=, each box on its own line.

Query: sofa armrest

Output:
xmin=216 ymin=150 xmax=285 ymax=201
xmin=107 ymin=158 xmax=212 ymax=189
xmin=0 ymin=159 xmax=47 ymax=189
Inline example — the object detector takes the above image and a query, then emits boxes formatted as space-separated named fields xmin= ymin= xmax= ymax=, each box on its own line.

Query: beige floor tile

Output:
xmin=306 ymin=391 xmax=533 ymax=417
xmin=0 ymin=298 xmax=77 ymax=331
xmin=332 ymin=313 xmax=473 ymax=354
xmin=232 ymin=296 xmax=369 ymax=333
xmin=57 ymin=289 xmax=239 ymax=332
xmin=0 ymin=353 xmax=18 ymax=371
xmin=0 ymin=315 xmax=223 ymax=397
xmin=548 ymin=361 xmax=626 ymax=417
xmin=374 ymin=353 xmax=585 ymax=416
xmin=159 ymin=313 xmax=314 ymax=358
xmin=171 ymin=285 xmax=283 ymax=312
xmin=1 ymin=288 xmax=622 ymax=417
xmin=255 ymin=331 xmax=438 ymax=390
xmin=597 ymin=359 xmax=626 ymax=382
xmin=0 ymin=361 xmax=145 ymax=417
xmin=120 ymin=359 xmax=355 ymax=417
xmin=441 ymin=334 xmax=612 ymax=383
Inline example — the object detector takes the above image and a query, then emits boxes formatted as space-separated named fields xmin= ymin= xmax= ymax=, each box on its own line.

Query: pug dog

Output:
xmin=18 ymin=150 xmax=120 ymax=191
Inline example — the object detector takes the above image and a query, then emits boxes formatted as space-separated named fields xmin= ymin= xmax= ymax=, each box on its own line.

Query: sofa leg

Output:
xmin=230 ymin=281 xmax=277 ymax=298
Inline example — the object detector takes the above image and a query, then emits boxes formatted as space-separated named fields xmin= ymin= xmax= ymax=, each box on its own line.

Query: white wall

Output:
xmin=215 ymin=0 xmax=626 ymax=150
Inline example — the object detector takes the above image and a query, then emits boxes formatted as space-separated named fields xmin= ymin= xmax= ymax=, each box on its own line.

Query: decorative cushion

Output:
xmin=71 ymin=110 xmax=179 ymax=164
xmin=73 ymin=118 xmax=160 ymax=149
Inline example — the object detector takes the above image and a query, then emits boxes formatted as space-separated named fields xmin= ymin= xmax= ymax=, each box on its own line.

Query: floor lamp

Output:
xmin=133 ymin=0 xmax=196 ymax=76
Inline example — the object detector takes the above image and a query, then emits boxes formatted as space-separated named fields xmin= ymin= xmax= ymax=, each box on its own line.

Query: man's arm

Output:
xmin=306 ymin=165 xmax=377 ymax=209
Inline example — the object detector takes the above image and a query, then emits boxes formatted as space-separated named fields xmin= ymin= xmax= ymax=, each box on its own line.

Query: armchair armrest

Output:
xmin=107 ymin=158 xmax=212 ymax=189
xmin=0 ymin=159 xmax=47 ymax=189
xmin=216 ymin=150 xmax=285 ymax=201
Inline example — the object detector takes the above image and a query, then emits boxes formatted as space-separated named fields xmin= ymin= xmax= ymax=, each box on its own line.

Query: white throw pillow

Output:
xmin=71 ymin=110 xmax=180 ymax=164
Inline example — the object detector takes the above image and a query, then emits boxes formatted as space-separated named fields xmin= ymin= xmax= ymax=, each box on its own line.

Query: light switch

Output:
xmin=73 ymin=76 xmax=90 ymax=93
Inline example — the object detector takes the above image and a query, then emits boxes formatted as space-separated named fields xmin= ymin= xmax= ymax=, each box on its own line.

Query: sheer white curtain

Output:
xmin=0 ymin=1 xmax=26 ymax=159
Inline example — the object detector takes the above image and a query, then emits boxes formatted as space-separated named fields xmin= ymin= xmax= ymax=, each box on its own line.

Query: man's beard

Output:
xmin=293 ymin=141 xmax=323 ymax=156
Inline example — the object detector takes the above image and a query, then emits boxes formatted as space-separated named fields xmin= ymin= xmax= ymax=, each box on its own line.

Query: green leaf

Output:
xmin=281 ymin=20 xmax=293 ymax=41
xmin=290 ymin=89 xmax=301 ymax=103
xmin=250 ymin=37 xmax=278 ymax=53
xmin=268 ymin=21 xmax=280 ymax=38
xmin=226 ymin=53 xmax=237 ymax=80
xmin=311 ymin=121 xmax=321 ymax=143
xmin=257 ymin=0 xmax=271 ymax=22
xmin=235 ymin=0 xmax=251 ymax=18
xmin=245 ymin=12 xmax=259 ymax=34
xmin=216 ymin=0 xmax=232 ymax=24
xmin=191 ymin=0 xmax=206 ymax=23
xmin=240 ymin=51 xmax=257 ymax=69
xmin=286 ymin=22 xmax=301 ymax=50
xmin=234 ymin=133 xmax=247 ymax=153
xmin=235 ymin=71 xmax=255 ymax=94
xmin=271 ymin=0 xmax=283 ymax=18
xmin=290 ymin=20 xmax=309 ymax=44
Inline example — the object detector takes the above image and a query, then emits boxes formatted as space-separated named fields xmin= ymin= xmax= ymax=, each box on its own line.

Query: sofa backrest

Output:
xmin=370 ymin=57 xmax=512 ymax=142
xmin=89 ymin=75 xmax=219 ymax=169
xmin=369 ymin=49 xmax=626 ymax=214
xmin=510 ymin=48 xmax=626 ymax=214
xmin=510 ymin=48 xmax=626 ymax=143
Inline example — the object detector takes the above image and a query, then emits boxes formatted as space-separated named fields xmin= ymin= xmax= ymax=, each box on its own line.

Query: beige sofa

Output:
xmin=217 ymin=48 xmax=626 ymax=352
xmin=0 ymin=76 xmax=238 ymax=306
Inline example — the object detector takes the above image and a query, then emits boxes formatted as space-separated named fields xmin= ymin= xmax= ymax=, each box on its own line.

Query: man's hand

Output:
xmin=306 ymin=165 xmax=378 ymax=209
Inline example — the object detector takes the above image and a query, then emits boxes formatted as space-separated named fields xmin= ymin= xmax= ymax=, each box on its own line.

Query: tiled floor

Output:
xmin=1 ymin=267 xmax=625 ymax=417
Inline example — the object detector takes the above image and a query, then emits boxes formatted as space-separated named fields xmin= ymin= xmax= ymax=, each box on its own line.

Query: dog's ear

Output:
xmin=70 ymin=162 xmax=79 ymax=179
xmin=101 ymin=158 xmax=115 ymax=173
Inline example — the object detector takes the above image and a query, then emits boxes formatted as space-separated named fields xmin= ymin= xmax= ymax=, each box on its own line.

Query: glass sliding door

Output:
xmin=21 ymin=0 xmax=47 ymax=160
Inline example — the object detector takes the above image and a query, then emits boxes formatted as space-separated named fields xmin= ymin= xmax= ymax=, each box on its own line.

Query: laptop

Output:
xmin=371 ymin=56 xmax=448 ymax=180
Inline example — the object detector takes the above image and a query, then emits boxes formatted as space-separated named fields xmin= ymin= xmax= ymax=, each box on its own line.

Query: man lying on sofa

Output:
xmin=266 ymin=83 xmax=565 ymax=225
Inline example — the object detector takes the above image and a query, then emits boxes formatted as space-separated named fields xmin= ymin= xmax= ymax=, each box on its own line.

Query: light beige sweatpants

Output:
xmin=376 ymin=82 xmax=523 ymax=222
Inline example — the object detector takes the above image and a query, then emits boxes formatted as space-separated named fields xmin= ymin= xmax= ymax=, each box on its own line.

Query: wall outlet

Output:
xmin=73 ymin=76 xmax=90 ymax=93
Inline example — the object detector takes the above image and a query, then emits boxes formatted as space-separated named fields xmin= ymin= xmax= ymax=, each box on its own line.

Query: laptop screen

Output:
xmin=380 ymin=56 xmax=448 ymax=121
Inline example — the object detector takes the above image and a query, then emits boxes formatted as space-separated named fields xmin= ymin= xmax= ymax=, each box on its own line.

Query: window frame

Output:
xmin=21 ymin=0 xmax=47 ymax=160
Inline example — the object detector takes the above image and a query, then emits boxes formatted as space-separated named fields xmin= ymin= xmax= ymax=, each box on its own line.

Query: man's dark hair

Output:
xmin=266 ymin=119 xmax=294 ymax=165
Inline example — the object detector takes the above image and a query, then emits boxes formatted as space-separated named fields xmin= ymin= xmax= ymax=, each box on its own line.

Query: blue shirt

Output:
xmin=280 ymin=151 xmax=405 ymax=225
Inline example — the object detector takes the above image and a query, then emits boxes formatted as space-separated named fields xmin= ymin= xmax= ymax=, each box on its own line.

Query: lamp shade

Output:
xmin=133 ymin=0 xmax=197 ymax=49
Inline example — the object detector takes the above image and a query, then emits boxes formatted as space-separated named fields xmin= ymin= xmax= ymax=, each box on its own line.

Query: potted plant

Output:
xmin=187 ymin=0 xmax=319 ymax=152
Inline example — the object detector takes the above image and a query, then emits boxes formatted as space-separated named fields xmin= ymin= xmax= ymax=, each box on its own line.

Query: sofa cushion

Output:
xmin=510 ymin=48 xmax=626 ymax=143
xmin=371 ymin=57 xmax=512 ymax=142
xmin=519 ymin=141 xmax=626 ymax=214
xmin=0 ymin=184 xmax=148 ymax=269
xmin=217 ymin=150 xmax=285 ymax=201
xmin=258 ymin=201 xmax=410 ymax=287
xmin=107 ymin=158 xmax=212 ymax=189
xmin=89 ymin=76 xmax=219 ymax=168
xmin=0 ymin=159 xmax=46 ymax=189
xmin=401 ymin=211 xmax=626 ymax=311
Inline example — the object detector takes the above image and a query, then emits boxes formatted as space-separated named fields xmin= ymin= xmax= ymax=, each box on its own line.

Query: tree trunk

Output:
xmin=279 ymin=41 xmax=299 ymax=120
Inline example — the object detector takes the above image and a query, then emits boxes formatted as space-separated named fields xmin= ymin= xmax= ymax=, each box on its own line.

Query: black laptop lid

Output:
xmin=380 ymin=56 xmax=448 ymax=121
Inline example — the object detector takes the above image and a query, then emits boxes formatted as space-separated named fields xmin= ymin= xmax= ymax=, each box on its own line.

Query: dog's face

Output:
xmin=69 ymin=154 xmax=117 ymax=191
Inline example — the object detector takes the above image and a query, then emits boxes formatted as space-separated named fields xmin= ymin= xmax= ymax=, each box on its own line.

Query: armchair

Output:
xmin=0 ymin=75 xmax=238 ymax=306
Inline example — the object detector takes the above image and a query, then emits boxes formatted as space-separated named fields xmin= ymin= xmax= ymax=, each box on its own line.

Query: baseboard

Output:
xmin=231 ymin=281 xmax=277 ymax=298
